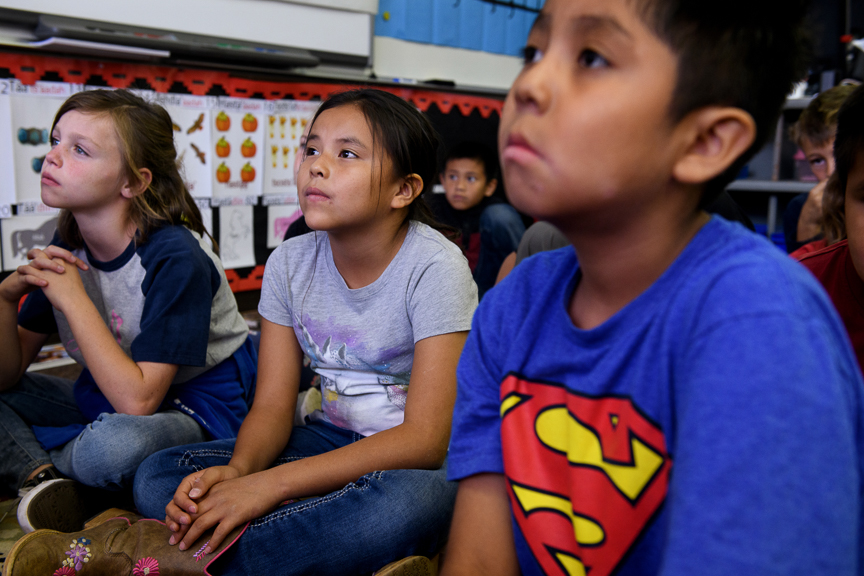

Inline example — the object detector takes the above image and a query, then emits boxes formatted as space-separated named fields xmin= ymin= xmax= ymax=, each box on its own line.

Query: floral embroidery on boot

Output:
xmin=133 ymin=556 xmax=160 ymax=575
xmin=63 ymin=538 xmax=91 ymax=571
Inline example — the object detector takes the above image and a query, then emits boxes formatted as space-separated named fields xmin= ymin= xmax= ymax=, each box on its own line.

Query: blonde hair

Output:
xmin=52 ymin=89 xmax=214 ymax=250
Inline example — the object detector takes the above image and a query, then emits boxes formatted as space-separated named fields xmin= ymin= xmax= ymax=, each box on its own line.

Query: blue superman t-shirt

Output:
xmin=448 ymin=216 xmax=864 ymax=575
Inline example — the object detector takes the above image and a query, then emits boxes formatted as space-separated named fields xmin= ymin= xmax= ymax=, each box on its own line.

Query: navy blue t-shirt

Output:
xmin=448 ymin=217 xmax=864 ymax=575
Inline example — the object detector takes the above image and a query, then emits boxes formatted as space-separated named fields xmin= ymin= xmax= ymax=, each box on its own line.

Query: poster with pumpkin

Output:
xmin=211 ymin=97 xmax=264 ymax=199
xmin=263 ymin=99 xmax=320 ymax=197
xmin=9 ymin=81 xmax=71 ymax=207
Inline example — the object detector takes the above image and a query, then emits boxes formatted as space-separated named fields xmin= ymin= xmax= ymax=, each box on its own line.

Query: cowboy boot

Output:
xmin=3 ymin=509 xmax=247 ymax=576
xmin=373 ymin=555 xmax=439 ymax=576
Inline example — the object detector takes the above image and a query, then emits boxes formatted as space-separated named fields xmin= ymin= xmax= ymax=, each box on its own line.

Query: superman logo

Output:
xmin=500 ymin=374 xmax=671 ymax=576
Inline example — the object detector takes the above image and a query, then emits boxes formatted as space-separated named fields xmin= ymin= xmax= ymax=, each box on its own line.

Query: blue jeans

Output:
xmin=0 ymin=372 xmax=206 ymax=492
xmin=475 ymin=203 xmax=526 ymax=299
xmin=134 ymin=421 xmax=458 ymax=576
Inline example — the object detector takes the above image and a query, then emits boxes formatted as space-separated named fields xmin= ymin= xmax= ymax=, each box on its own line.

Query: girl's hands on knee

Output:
xmin=173 ymin=470 xmax=286 ymax=555
xmin=165 ymin=465 xmax=241 ymax=541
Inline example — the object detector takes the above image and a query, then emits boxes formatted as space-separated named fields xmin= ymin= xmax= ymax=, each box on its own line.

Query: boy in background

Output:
xmin=783 ymin=84 xmax=857 ymax=253
xmin=799 ymin=84 xmax=864 ymax=372
xmin=426 ymin=141 xmax=525 ymax=297
xmin=442 ymin=1 xmax=864 ymax=575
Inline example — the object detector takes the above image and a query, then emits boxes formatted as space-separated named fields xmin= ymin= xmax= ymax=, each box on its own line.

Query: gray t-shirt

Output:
xmin=259 ymin=221 xmax=477 ymax=436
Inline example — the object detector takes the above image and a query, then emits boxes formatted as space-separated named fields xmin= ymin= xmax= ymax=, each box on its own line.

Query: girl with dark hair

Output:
xmin=0 ymin=89 xmax=256 ymax=533
xmin=129 ymin=89 xmax=477 ymax=574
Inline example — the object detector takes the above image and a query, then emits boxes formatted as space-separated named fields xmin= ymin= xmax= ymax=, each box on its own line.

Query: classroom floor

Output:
xmin=0 ymin=360 xmax=84 ymax=571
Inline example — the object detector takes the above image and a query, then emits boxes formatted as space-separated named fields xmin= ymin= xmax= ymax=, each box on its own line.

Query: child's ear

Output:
xmin=120 ymin=168 xmax=153 ymax=199
xmin=672 ymin=107 xmax=756 ymax=185
xmin=484 ymin=178 xmax=498 ymax=197
xmin=391 ymin=173 xmax=424 ymax=209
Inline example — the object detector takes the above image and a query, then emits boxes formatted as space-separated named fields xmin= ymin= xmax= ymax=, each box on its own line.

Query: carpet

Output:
xmin=0 ymin=497 xmax=24 ymax=571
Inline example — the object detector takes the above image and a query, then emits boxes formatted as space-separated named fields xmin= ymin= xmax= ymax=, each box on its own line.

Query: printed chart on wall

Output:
xmin=154 ymin=93 xmax=214 ymax=198
xmin=264 ymin=100 xmax=320 ymax=198
xmin=0 ymin=85 xmax=15 ymax=217
xmin=9 ymin=82 xmax=71 ymax=209
xmin=219 ymin=204 xmax=255 ymax=269
xmin=212 ymin=98 xmax=264 ymax=201
xmin=1 ymin=213 xmax=59 ymax=271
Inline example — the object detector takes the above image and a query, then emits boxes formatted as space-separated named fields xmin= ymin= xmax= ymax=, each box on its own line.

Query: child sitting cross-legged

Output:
xmin=0 ymin=90 xmax=256 ymax=535
xmin=441 ymin=1 xmax=864 ymax=575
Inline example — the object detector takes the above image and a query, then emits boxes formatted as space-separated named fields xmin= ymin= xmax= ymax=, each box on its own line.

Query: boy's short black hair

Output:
xmin=443 ymin=141 xmax=498 ymax=182
xmin=634 ymin=0 xmax=811 ymax=203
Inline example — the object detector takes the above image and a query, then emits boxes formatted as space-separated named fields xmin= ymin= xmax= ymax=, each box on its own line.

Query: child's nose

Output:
xmin=309 ymin=155 xmax=328 ymax=178
xmin=43 ymin=145 xmax=61 ymax=168
xmin=512 ymin=53 xmax=553 ymax=114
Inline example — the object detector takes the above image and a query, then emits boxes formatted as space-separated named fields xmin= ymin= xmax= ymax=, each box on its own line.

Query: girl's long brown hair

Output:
xmin=52 ymin=89 xmax=214 ymax=250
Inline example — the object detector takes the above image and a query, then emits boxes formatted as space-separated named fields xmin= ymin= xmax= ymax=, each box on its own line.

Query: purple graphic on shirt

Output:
xmin=110 ymin=310 xmax=123 ymax=344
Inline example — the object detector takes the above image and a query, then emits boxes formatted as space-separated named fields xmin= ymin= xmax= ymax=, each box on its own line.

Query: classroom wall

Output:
xmin=0 ymin=0 xmax=374 ymax=59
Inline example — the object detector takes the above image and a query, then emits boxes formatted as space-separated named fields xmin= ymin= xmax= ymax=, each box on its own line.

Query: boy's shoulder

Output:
xmin=489 ymin=217 xmax=829 ymax=331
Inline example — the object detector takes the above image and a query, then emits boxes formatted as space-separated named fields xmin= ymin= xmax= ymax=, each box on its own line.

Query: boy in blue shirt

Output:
xmin=442 ymin=1 xmax=864 ymax=575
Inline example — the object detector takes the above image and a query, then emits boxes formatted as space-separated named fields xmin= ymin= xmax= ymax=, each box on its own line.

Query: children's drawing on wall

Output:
xmin=10 ymin=83 xmax=71 ymax=206
xmin=266 ymin=203 xmax=303 ymax=248
xmin=263 ymin=99 xmax=319 ymax=197
xmin=218 ymin=204 xmax=255 ymax=268
xmin=0 ymin=214 xmax=58 ymax=271
xmin=158 ymin=95 xmax=214 ymax=198
xmin=212 ymin=98 xmax=264 ymax=200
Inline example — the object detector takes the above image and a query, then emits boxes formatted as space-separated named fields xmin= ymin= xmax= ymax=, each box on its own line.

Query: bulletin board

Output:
xmin=0 ymin=52 xmax=504 ymax=291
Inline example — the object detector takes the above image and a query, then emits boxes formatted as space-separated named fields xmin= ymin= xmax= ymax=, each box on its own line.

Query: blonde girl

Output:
xmin=0 ymin=89 xmax=255 ymax=533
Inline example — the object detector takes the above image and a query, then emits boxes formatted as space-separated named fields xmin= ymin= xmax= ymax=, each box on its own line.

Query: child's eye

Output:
xmin=809 ymin=157 xmax=826 ymax=167
xmin=339 ymin=150 xmax=358 ymax=159
xmin=49 ymin=136 xmax=59 ymax=146
xmin=74 ymin=145 xmax=88 ymax=156
xmin=522 ymin=46 xmax=543 ymax=65
xmin=447 ymin=173 xmax=458 ymax=181
xmin=306 ymin=146 xmax=319 ymax=157
xmin=578 ymin=49 xmax=609 ymax=69
xmin=467 ymin=176 xmax=477 ymax=183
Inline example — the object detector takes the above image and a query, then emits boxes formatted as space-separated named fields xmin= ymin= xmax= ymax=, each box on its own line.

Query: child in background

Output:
xmin=798 ymin=84 xmax=864 ymax=372
xmin=0 ymin=90 xmax=256 ymax=533
xmin=783 ymin=84 xmax=857 ymax=253
xmin=442 ymin=1 xmax=864 ymax=575
xmin=115 ymin=89 xmax=475 ymax=575
xmin=426 ymin=141 xmax=525 ymax=297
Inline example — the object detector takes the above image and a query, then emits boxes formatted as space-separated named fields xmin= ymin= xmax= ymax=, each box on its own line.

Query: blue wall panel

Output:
xmin=376 ymin=0 xmax=543 ymax=57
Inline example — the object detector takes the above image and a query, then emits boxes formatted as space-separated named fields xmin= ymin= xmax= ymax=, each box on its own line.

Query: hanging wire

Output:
xmin=478 ymin=0 xmax=543 ymax=14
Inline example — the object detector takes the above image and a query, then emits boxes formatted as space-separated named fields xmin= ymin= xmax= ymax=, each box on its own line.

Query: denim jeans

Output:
xmin=475 ymin=203 xmax=526 ymax=299
xmin=134 ymin=421 xmax=458 ymax=576
xmin=0 ymin=371 xmax=206 ymax=492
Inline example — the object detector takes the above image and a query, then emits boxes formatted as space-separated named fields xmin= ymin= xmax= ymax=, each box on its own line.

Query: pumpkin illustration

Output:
xmin=215 ymin=136 xmax=230 ymax=158
xmin=216 ymin=162 xmax=230 ymax=183
xmin=240 ymin=162 xmax=256 ymax=182
xmin=242 ymin=113 xmax=258 ymax=132
xmin=241 ymin=138 xmax=256 ymax=158
xmin=215 ymin=111 xmax=230 ymax=131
